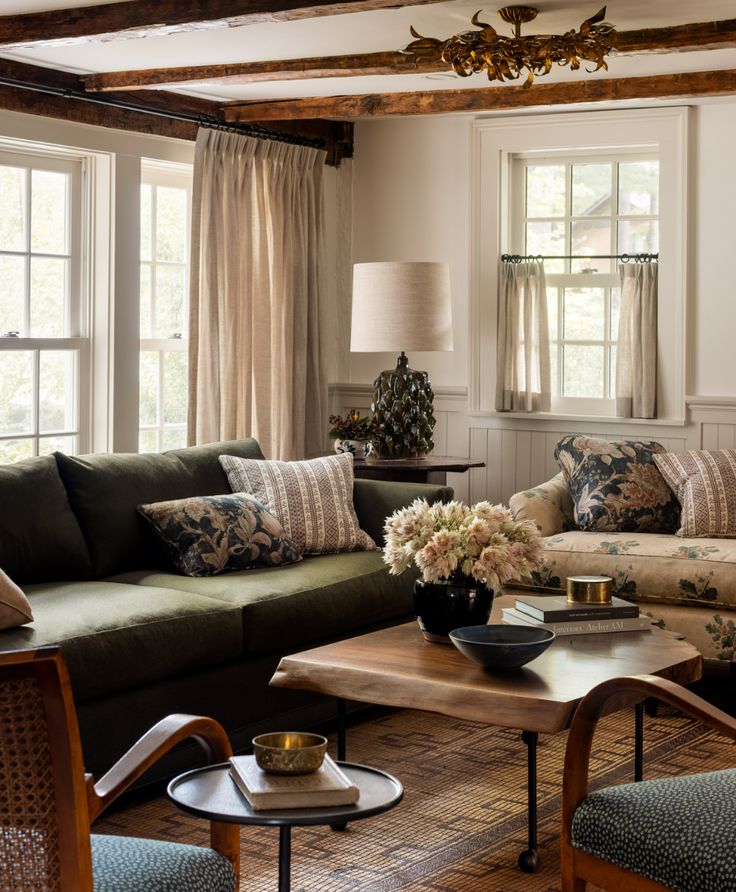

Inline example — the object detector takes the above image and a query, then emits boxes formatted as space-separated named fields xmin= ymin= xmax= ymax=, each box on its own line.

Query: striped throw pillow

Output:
xmin=219 ymin=452 xmax=376 ymax=554
xmin=653 ymin=449 xmax=736 ymax=538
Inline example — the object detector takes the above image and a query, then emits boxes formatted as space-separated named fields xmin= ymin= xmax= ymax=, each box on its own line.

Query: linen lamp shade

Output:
xmin=350 ymin=261 xmax=453 ymax=459
xmin=350 ymin=262 xmax=453 ymax=353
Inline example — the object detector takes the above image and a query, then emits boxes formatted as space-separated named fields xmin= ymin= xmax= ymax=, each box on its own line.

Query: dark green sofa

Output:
xmin=0 ymin=438 xmax=452 ymax=782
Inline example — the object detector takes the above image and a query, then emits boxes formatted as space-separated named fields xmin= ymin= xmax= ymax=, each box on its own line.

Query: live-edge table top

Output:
xmin=270 ymin=594 xmax=702 ymax=735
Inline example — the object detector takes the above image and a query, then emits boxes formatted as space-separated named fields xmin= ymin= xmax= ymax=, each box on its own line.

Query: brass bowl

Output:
xmin=252 ymin=732 xmax=328 ymax=775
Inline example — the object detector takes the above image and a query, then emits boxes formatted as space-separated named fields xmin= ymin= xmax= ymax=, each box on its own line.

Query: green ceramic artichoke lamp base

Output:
xmin=370 ymin=352 xmax=436 ymax=459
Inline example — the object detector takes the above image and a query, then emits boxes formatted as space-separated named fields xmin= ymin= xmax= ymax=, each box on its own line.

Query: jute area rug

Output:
xmin=95 ymin=705 xmax=732 ymax=891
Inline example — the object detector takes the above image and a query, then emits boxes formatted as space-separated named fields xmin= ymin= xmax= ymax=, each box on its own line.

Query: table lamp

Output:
xmin=350 ymin=261 xmax=453 ymax=458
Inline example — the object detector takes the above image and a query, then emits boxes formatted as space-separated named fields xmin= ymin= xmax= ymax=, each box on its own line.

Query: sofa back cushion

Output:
xmin=0 ymin=456 xmax=93 ymax=584
xmin=56 ymin=438 xmax=265 ymax=577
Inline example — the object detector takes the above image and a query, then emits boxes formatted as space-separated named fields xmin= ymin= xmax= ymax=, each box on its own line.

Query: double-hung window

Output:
xmin=138 ymin=163 xmax=191 ymax=452
xmin=471 ymin=109 xmax=686 ymax=422
xmin=0 ymin=150 xmax=87 ymax=461
xmin=510 ymin=151 xmax=659 ymax=415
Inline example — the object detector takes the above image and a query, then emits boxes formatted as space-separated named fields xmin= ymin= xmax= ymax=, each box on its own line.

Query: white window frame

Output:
xmin=138 ymin=160 xmax=192 ymax=453
xmin=509 ymin=148 xmax=660 ymax=416
xmin=470 ymin=108 xmax=688 ymax=424
xmin=0 ymin=148 xmax=90 ymax=457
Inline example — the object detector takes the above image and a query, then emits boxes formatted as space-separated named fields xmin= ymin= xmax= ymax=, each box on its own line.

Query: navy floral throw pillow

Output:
xmin=554 ymin=436 xmax=680 ymax=533
xmin=138 ymin=493 xmax=302 ymax=577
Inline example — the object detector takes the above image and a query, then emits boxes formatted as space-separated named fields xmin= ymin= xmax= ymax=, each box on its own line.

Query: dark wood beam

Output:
xmin=81 ymin=16 xmax=736 ymax=93
xmin=82 ymin=52 xmax=444 ymax=92
xmin=0 ymin=0 xmax=447 ymax=49
xmin=0 ymin=59 xmax=353 ymax=164
xmin=614 ymin=17 xmax=736 ymax=54
xmin=222 ymin=68 xmax=736 ymax=120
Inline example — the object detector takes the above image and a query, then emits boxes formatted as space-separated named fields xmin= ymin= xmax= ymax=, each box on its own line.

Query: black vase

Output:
xmin=413 ymin=574 xmax=494 ymax=643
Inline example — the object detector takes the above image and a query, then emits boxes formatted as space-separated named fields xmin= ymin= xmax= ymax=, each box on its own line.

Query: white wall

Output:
xmin=691 ymin=102 xmax=736 ymax=397
xmin=340 ymin=100 xmax=736 ymax=502
xmin=352 ymin=115 xmax=472 ymax=388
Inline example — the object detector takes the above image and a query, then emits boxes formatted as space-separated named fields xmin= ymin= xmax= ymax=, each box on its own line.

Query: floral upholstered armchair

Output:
xmin=510 ymin=437 xmax=736 ymax=667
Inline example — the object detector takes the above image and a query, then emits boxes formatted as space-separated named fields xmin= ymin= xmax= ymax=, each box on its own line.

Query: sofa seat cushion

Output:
xmin=0 ymin=456 xmax=92 ymax=584
xmin=532 ymin=530 xmax=736 ymax=610
xmin=55 ymin=438 xmax=265 ymax=578
xmin=0 ymin=582 xmax=243 ymax=701
xmin=571 ymin=769 xmax=736 ymax=892
xmin=111 ymin=552 xmax=414 ymax=655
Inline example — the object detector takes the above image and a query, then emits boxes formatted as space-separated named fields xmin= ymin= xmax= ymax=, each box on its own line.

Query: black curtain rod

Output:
xmin=502 ymin=252 xmax=658 ymax=263
xmin=0 ymin=75 xmax=325 ymax=150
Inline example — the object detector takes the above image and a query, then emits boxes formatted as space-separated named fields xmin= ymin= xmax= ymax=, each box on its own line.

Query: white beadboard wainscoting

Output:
xmin=330 ymin=386 xmax=736 ymax=506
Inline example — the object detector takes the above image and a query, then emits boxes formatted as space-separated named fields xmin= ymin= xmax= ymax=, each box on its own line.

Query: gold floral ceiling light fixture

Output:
xmin=405 ymin=5 xmax=617 ymax=88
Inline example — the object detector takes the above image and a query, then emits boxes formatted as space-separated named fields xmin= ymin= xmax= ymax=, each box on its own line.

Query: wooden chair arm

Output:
xmin=562 ymin=674 xmax=736 ymax=849
xmin=89 ymin=713 xmax=233 ymax=818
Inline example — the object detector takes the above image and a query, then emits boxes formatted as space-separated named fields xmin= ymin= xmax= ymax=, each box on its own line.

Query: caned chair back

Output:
xmin=0 ymin=646 xmax=94 ymax=892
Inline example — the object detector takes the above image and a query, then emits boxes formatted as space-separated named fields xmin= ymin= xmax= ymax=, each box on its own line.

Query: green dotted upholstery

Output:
xmin=91 ymin=834 xmax=236 ymax=892
xmin=571 ymin=768 xmax=736 ymax=892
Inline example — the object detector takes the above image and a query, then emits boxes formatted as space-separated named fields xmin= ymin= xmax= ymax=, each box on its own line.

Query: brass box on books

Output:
xmin=567 ymin=575 xmax=613 ymax=605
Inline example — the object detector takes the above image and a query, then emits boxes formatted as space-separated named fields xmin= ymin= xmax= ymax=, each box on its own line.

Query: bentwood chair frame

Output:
xmin=0 ymin=645 xmax=240 ymax=891
xmin=561 ymin=673 xmax=736 ymax=892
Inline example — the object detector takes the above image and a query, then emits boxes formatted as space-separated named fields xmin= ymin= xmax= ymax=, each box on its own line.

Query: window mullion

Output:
xmin=150 ymin=186 xmax=157 ymax=340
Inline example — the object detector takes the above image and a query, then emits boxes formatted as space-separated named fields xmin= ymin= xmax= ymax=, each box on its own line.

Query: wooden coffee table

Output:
xmin=270 ymin=593 xmax=702 ymax=873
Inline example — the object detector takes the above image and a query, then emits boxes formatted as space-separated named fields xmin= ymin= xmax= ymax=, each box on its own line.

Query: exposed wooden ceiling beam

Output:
xmin=81 ymin=16 xmax=736 ymax=93
xmin=0 ymin=0 xmax=447 ymax=49
xmin=614 ymin=17 xmax=736 ymax=53
xmin=82 ymin=52 xmax=443 ymax=92
xmin=0 ymin=58 xmax=353 ymax=164
xmin=222 ymin=68 xmax=736 ymax=120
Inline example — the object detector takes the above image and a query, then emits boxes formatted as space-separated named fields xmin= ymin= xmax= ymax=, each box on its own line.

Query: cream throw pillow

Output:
xmin=0 ymin=568 xmax=33 ymax=629
xmin=219 ymin=452 xmax=376 ymax=554
xmin=653 ymin=448 xmax=736 ymax=538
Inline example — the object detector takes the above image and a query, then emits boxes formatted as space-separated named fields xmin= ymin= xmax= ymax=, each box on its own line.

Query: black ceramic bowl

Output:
xmin=449 ymin=624 xmax=555 ymax=671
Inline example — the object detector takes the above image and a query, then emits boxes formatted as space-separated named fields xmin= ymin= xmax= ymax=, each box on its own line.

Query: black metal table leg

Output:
xmin=635 ymin=702 xmax=644 ymax=782
xmin=278 ymin=825 xmax=291 ymax=892
xmin=337 ymin=698 xmax=346 ymax=761
xmin=330 ymin=699 xmax=348 ymax=832
xmin=518 ymin=730 xmax=540 ymax=873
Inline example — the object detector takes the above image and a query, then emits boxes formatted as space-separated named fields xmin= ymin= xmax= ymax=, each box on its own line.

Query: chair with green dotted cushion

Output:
xmin=561 ymin=674 xmax=736 ymax=892
xmin=0 ymin=645 xmax=239 ymax=892
xmin=91 ymin=835 xmax=236 ymax=891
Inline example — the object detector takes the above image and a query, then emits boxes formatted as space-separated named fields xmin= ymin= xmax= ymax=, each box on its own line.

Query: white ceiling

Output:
xmin=2 ymin=0 xmax=736 ymax=103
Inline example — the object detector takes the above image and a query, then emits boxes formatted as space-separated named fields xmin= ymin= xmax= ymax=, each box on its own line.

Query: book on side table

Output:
xmin=229 ymin=753 xmax=360 ymax=810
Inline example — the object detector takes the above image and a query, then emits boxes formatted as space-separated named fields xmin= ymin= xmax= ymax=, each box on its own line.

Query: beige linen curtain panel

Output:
xmin=616 ymin=261 xmax=658 ymax=418
xmin=188 ymin=128 xmax=327 ymax=460
xmin=495 ymin=260 xmax=551 ymax=412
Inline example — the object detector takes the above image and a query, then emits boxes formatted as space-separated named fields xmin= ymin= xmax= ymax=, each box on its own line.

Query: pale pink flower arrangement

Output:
xmin=383 ymin=498 xmax=545 ymax=590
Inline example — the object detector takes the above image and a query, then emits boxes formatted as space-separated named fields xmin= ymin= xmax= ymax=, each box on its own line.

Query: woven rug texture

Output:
xmin=94 ymin=706 xmax=733 ymax=891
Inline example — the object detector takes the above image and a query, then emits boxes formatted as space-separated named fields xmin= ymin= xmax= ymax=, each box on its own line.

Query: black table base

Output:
xmin=335 ymin=696 xmax=646 ymax=874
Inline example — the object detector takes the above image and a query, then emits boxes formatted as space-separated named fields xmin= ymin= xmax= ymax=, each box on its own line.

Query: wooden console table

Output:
xmin=352 ymin=455 xmax=485 ymax=485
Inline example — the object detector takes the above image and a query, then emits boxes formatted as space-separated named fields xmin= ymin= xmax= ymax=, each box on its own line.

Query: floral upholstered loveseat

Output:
xmin=510 ymin=438 xmax=736 ymax=669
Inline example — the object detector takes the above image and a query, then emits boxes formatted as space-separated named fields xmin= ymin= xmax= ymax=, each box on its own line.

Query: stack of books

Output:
xmin=229 ymin=753 xmax=360 ymax=810
xmin=502 ymin=593 xmax=652 ymax=637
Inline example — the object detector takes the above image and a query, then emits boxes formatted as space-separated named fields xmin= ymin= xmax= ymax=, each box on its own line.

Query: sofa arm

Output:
xmin=509 ymin=472 xmax=575 ymax=537
xmin=353 ymin=479 xmax=454 ymax=546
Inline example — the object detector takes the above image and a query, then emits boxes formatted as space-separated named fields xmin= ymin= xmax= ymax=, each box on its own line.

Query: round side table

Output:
xmin=167 ymin=761 xmax=403 ymax=892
